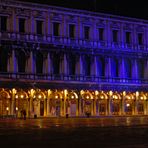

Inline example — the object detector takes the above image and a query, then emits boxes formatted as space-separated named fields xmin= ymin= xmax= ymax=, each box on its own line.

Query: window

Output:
xmin=0 ymin=16 xmax=7 ymax=31
xmin=112 ymin=30 xmax=118 ymax=42
xmin=99 ymin=28 xmax=104 ymax=41
xmin=53 ymin=22 xmax=60 ymax=36
xmin=84 ymin=26 xmax=90 ymax=40
xmin=125 ymin=32 xmax=131 ymax=44
xmin=138 ymin=33 xmax=143 ymax=45
xmin=36 ymin=20 xmax=43 ymax=35
xmin=69 ymin=24 xmax=75 ymax=38
xmin=19 ymin=18 xmax=25 ymax=33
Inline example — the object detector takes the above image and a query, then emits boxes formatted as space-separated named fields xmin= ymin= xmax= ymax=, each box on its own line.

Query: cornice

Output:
xmin=0 ymin=0 xmax=148 ymax=26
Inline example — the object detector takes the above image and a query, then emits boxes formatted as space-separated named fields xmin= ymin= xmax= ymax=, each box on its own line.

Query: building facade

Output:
xmin=0 ymin=0 xmax=148 ymax=118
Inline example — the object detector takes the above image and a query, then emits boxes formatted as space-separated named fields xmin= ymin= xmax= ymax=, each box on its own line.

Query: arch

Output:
xmin=81 ymin=91 xmax=93 ymax=100
xmin=0 ymin=89 xmax=10 ymax=99
xmin=68 ymin=91 xmax=78 ymax=99
xmin=52 ymin=91 xmax=63 ymax=99
xmin=138 ymin=92 xmax=147 ymax=100
xmin=98 ymin=92 xmax=108 ymax=100
xmin=35 ymin=91 xmax=46 ymax=100
xmin=112 ymin=92 xmax=121 ymax=100
xmin=124 ymin=93 xmax=134 ymax=100
xmin=15 ymin=90 xmax=28 ymax=99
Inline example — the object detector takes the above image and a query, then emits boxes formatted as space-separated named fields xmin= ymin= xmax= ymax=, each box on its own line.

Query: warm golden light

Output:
xmin=136 ymin=91 xmax=139 ymax=97
xmin=109 ymin=91 xmax=113 ymax=96
xmin=15 ymin=95 xmax=18 ymax=99
xmin=126 ymin=103 xmax=130 ymax=107
xmin=86 ymin=95 xmax=89 ymax=99
xmin=6 ymin=107 xmax=9 ymax=111
xmin=16 ymin=107 xmax=18 ymax=111
xmin=71 ymin=95 xmax=74 ymax=99
xmin=20 ymin=95 xmax=24 ymax=98
xmin=100 ymin=95 xmax=104 ymax=99
xmin=55 ymin=95 xmax=58 ymax=99
xmin=38 ymin=95 xmax=42 ymax=99
xmin=95 ymin=90 xmax=99 ymax=95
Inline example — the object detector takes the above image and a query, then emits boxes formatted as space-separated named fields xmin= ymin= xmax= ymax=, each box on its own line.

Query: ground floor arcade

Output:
xmin=0 ymin=88 xmax=147 ymax=118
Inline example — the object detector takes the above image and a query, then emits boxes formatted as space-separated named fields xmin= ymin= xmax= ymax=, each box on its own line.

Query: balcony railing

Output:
xmin=0 ymin=72 xmax=147 ymax=85
xmin=0 ymin=31 xmax=148 ymax=53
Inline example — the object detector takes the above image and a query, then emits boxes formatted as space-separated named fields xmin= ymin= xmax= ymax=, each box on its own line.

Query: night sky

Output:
xmin=18 ymin=0 xmax=148 ymax=20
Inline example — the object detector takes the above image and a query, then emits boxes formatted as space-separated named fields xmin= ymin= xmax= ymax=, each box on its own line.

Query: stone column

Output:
xmin=144 ymin=60 xmax=148 ymax=79
xmin=11 ymin=94 xmax=15 ymax=115
xmin=27 ymin=51 xmax=35 ymax=74
xmin=108 ymin=96 xmax=112 ymax=115
xmin=92 ymin=56 xmax=98 ymax=81
xmin=105 ymin=57 xmax=112 ymax=78
xmin=132 ymin=59 xmax=138 ymax=79
xmin=93 ymin=99 xmax=97 ymax=116
xmin=8 ymin=50 xmax=17 ymax=73
xmin=119 ymin=58 xmax=126 ymax=78
xmin=76 ymin=55 xmax=83 ymax=80
xmin=44 ymin=99 xmax=47 ymax=116
xmin=76 ymin=99 xmax=79 ymax=116
xmin=120 ymin=23 xmax=124 ymax=48
xmin=122 ymin=96 xmax=125 ymax=115
xmin=60 ymin=54 xmax=67 ymax=80
xmin=106 ymin=20 xmax=111 ymax=46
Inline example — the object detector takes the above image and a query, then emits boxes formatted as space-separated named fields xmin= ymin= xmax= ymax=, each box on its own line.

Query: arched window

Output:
xmin=98 ymin=57 xmax=105 ymax=77
xmin=69 ymin=54 xmax=76 ymax=75
xmin=125 ymin=58 xmax=132 ymax=78
xmin=17 ymin=50 xmax=26 ymax=73
xmin=0 ymin=47 xmax=8 ymax=72
xmin=53 ymin=53 xmax=60 ymax=75
xmin=111 ymin=58 xmax=119 ymax=77
xmin=84 ymin=55 xmax=91 ymax=76
xmin=138 ymin=59 xmax=144 ymax=79
xmin=36 ymin=52 xmax=43 ymax=74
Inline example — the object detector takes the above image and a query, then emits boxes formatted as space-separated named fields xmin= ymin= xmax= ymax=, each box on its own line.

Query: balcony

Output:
xmin=0 ymin=31 xmax=148 ymax=54
xmin=0 ymin=72 xmax=147 ymax=86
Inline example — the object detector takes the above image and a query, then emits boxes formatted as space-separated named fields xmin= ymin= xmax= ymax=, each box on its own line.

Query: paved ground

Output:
xmin=1 ymin=116 xmax=148 ymax=148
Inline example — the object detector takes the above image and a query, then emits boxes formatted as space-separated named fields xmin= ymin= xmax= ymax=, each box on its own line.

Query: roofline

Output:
xmin=1 ymin=0 xmax=148 ymax=24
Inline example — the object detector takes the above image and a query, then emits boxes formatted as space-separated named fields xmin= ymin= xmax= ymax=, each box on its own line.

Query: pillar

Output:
xmin=43 ymin=53 xmax=52 ymax=74
xmin=76 ymin=99 xmax=79 ymax=116
xmin=105 ymin=57 xmax=112 ymax=78
xmin=76 ymin=55 xmax=83 ymax=80
xmin=132 ymin=59 xmax=138 ymax=79
xmin=108 ymin=96 xmax=112 ymax=115
xmin=44 ymin=99 xmax=47 ymax=116
xmin=8 ymin=50 xmax=17 ymax=73
xmin=119 ymin=58 xmax=126 ymax=78
xmin=27 ymin=51 xmax=35 ymax=74
xmin=144 ymin=60 xmax=148 ymax=79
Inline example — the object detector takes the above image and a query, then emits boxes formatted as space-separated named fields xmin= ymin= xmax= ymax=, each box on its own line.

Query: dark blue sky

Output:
xmin=19 ymin=0 xmax=148 ymax=19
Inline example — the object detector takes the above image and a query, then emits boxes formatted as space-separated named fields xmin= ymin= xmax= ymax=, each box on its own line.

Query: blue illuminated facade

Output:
xmin=0 ymin=0 xmax=147 ymax=118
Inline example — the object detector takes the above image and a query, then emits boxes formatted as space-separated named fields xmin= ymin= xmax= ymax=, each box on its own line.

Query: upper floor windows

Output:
xmin=98 ymin=28 xmax=104 ymax=41
xmin=0 ymin=16 xmax=7 ymax=31
xmin=53 ymin=22 xmax=60 ymax=36
xmin=84 ymin=26 xmax=90 ymax=40
xmin=36 ymin=20 xmax=43 ymax=35
xmin=125 ymin=31 xmax=131 ymax=44
xmin=19 ymin=18 xmax=25 ymax=33
xmin=112 ymin=30 xmax=118 ymax=42
xmin=69 ymin=24 xmax=75 ymax=38
xmin=137 ymin=33 xmax=143 ymax=45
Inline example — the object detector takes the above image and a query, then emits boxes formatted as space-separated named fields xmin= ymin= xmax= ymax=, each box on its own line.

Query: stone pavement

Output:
xmin=0 ymin=116 xmax=148 ymax=148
